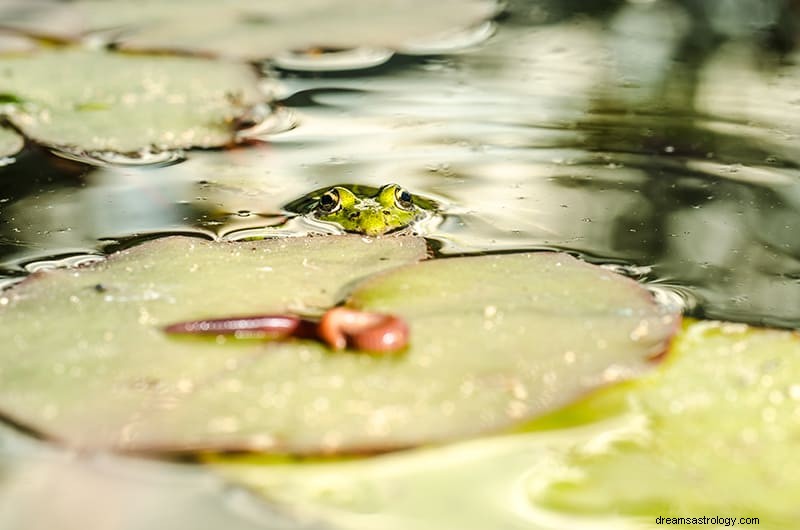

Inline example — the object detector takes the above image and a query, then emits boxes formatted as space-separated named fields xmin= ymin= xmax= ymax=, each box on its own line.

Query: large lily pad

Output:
xmin=0 ymin=235 xmax=426 ymax=451
xmin=0 ymin=240 xmax=677 ymax=454
xmin=534 ymin=320 xmax=800 ymax=527
xmin=0 ymin=49 xmax=268 ymax=153
xmin=0 ymin=126 xmax=23 ymax=159
xmin=0 ymin=1 xmax=499 ymax=60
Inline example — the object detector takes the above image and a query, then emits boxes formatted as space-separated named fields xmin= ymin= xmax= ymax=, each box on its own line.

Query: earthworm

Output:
xmin=164 ymin=308 xmax=408 ymax=353
xmin=317 ymin=307 xmax=409 ymax=353
xmin=164 ymin=314 xmax=302 ymax=338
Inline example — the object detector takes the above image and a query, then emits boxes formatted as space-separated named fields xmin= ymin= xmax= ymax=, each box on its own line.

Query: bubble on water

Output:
xmin=51 ymin=146 xmax=186 ymax=168
xmin=272 ymin=46 xmax=394 ymax=72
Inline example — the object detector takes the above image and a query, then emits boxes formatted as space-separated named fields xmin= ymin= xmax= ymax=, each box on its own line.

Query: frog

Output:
xmin=284 ymin=184 xmax=436 ymax=237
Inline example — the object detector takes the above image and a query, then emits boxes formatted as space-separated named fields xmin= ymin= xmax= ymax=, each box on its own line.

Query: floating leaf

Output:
xmin=0 ymin=0 xmax=499 ymax=61
xmin=214 ymin=320 xmax=800 ymax=530
xmin=0 ymin=235 xmax=427 ymax=451
xmin=0 ymin=49 xmax=269 ymax=153
xmin=0 ymin=126 xmax=23 ymax=159
xmin=533 ymin=320 xmax=800 ymax=527
xmin=0 ymin=241 xmax=677 ymax=454
xmin=212 ymin=430 xmax=578 ymax=530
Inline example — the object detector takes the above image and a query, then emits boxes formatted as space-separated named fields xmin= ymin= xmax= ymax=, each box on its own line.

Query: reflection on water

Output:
xmin=2 ymin=0 xmax=800 ymax=331
xmin=0 ymin=424 xmax=324 ymax=530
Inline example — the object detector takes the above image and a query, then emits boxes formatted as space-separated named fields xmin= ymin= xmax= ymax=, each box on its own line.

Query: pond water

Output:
xmin=3 ymin=0 xmax=800 ymax=328
xmin=1 ymin=0 xmax=799 ymax=528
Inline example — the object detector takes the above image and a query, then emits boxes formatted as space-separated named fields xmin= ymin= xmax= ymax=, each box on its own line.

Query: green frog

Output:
xmin=285 ymin=184 xmax=436 ymax=236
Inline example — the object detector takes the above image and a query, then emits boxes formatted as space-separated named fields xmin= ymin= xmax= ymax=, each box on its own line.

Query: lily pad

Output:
xmin=0 ymin=241 xmax=677 ymax=454
xmin=0 ymin=235 xmax=426 ymax=451
xmin=0 ymin=49 xmax=268 ymax=153
xmin=0 ymin=126 xmax=24 ymax=159
xmin=0 ymin=0 xmax=499 ymax=61
xmin=534 ymin=320 xmax=800 ymax=527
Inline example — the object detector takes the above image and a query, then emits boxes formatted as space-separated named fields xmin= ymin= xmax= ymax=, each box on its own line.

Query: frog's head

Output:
xmin=311 ymin=184 xmax=425 ymax=236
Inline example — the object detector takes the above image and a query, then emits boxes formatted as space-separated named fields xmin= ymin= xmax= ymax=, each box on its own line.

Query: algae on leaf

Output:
xmin=0 ymin=126 xmax=24 ymax=159
xmin=0 ymin=242 xmax=678 ymax=455
xmin=535 ymin=320 xmax=800 ymax=528
xmin=0 ymin=49 xmax=269 ymax=153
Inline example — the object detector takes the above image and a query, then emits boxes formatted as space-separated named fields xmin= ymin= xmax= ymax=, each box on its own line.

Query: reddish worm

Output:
xmin=164 ymin=307 xmax=409 ymax=354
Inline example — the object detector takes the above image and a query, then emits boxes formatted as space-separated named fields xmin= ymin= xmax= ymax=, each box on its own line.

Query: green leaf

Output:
xmin=534 ymin=320 xmax=800 ymax=527
xmin=0 ymin=235 xmax=427 ymax=452
xmin=0 ymin=49 xmax=268 ymax=153
xmin=0 ymin=242 xmax=677 ymax=455
xmin=213 ymin=320 xmax=800 ymax=530
xmin=0 ymin=126 xmax=23 ymax=158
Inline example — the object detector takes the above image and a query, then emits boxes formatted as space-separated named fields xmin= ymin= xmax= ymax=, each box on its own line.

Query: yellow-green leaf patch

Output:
xmin=534 ymin=320 xmax=800 ymax=528
xmin=0 ymin=49 xmax=268 ymax=154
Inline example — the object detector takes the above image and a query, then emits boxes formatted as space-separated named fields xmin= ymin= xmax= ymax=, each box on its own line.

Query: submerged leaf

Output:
xmin=0 ymin=0 xmax=499 ymax=61
xmin=534 ymin=320 xmax=800 ymax=527
xmin=0 ymin=126 xmax=24 ymax=159
xmin=0 ymin=240 xmax=677 ymax=455
xmin=0 ymin=49 xmax=269 ymax=153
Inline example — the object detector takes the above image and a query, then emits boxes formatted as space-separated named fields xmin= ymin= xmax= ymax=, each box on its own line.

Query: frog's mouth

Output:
xmin=344 ymin=202 xmax=414 ymax=237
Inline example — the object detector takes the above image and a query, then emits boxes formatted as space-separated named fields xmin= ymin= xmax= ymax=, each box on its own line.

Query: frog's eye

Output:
xmin=317 ymin=189 xmax=341 ymax=213
xmin=394 ymin=186 xmax=414 ymax=210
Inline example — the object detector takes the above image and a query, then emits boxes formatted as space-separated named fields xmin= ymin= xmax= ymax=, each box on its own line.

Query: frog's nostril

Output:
xmin=348 ymin=212 xmax=359 ymax=220
xmin=382 ymin=210 xmax=390 ymax=215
